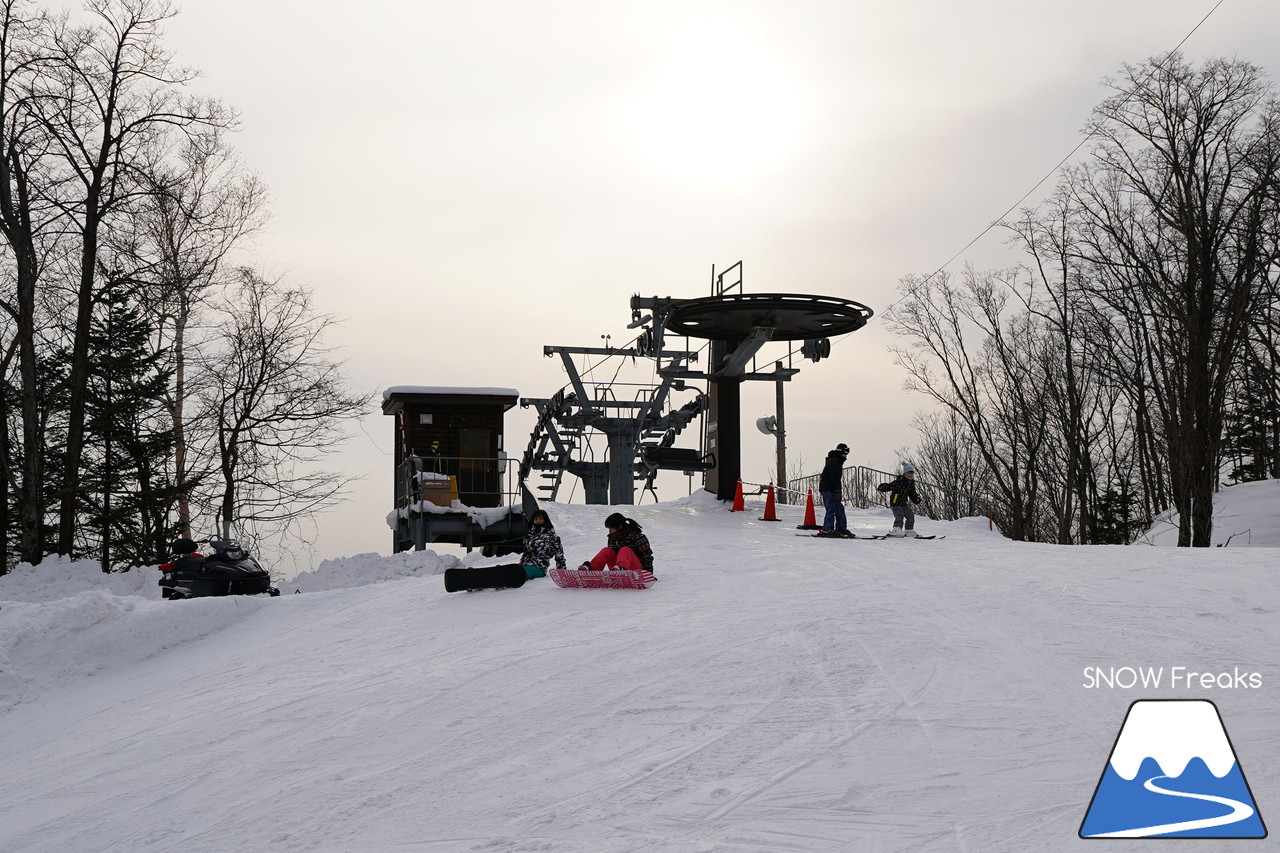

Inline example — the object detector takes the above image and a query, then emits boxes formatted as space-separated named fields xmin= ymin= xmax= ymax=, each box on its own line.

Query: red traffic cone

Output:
xmin=730 ymin=478 xmax=745 ymax=512
xmin=759 ymin=482 xmax=780 ymax=521
xmin=797 ymin=489 xmax=822 ymax=529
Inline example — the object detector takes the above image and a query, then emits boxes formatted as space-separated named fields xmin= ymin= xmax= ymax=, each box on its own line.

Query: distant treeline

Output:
xmin=890 ymin=53 xmax=1280 ymax=546
xmin=0 ymin=1 xmax=366 ymax=573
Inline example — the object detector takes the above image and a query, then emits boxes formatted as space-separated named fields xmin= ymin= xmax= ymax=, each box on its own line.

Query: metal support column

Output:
xmin=774 ymin=362 xmax=787 ymax=504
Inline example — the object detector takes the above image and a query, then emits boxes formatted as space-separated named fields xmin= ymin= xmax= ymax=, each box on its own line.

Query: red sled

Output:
xmin=548 ymin=567 xmax=656 ymax=590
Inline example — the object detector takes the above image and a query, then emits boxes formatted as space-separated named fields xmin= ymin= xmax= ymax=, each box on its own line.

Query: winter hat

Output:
xmin=529 ymin=509 xmax=554 ymax=530
xmin=835 ymin=443 xmax=850 ymax=454
xmin=901 ymin=463 xmax=915 ymax=473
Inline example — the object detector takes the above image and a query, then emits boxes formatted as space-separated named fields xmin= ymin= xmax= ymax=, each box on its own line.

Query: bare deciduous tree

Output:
xmin=887 ymin=267 xmax=1054 ymax=540
xmin=0 ymin=0 xmax=61 ymax=565
xmin=133 ymin=129 xmax=266 ymax=537
xmin=1064 ymin=53 xmax=1280 ymax=545
xmin=0 ymin=1 xmax=361 ymax=572
xmin=903 ymin=409 xmax=996 ymax=520
xmin=889 ymin=54 xmax=1280 ymax=547
xmin=196 ymin=269 xmax=370 ymax=543
xmin=30 ymin=0 xmax=233 ymax=553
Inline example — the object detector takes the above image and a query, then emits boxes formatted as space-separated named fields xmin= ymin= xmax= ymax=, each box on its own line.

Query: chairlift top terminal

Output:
xmin=665 ymin=293 xmax=872 ymax=341
xmin=384 ymin=262 xmax=877 ymax=556
xmin=519 ymin=263 xmax=874 ymax=505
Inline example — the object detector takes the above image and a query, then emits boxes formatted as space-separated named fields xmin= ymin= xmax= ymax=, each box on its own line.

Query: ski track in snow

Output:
xmin=1 ymin=490 xmax=1278 ymax=852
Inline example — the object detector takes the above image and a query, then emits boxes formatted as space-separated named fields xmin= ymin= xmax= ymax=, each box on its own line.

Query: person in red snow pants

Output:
xmin=580 ymin=512 xmax=655 ymax=575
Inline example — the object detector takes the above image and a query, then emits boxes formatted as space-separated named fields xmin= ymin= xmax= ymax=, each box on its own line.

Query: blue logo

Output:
xmin=1080 ymin=700 xmax=1266 ymax=838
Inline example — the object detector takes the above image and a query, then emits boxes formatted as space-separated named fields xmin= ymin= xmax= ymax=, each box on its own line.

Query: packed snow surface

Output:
xmin=2 ymin=483 xmax=1278 ymax=851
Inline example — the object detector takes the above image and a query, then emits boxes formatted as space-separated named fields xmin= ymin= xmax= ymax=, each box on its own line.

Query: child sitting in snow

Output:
xmin=520 ymin=509 xmax=567 ymax=578
xmin=579 ymin=512 xmax=655 ymax=576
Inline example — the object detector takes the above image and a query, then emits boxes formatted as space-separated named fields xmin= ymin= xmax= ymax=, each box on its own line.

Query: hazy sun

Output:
xmin=629 ymin=25 xmax=805 ymax=184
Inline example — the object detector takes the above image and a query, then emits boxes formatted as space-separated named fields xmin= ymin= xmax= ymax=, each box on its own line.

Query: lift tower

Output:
xmin=519 ymin=262 xmax=873 ymax=505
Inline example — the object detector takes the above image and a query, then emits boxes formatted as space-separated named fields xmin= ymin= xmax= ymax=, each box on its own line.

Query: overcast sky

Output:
xmin=157 ymin=0 xmax=1278 ymax=563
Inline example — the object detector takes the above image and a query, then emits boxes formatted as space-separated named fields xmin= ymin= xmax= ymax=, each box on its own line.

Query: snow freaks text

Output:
xmin=1082 ymin=666 xmax=1263 ymax=690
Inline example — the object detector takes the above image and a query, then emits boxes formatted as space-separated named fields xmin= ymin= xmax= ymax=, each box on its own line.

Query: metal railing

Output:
xmin=788 ymin=465 xmax=992 ymax=522
xmin=395 ymin=454 xmax=522 ymax=510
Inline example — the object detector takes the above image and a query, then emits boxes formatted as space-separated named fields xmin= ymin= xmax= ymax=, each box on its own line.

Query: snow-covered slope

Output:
xmin=1145 ymin=477 xmax=1280 ymax=546
xmin=1 ymin=486 xmax=1277 ymax=852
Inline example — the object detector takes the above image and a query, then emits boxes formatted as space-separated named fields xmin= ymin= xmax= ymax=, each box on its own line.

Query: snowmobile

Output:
xmin=158 ymin=537 xmax=281 ymax=600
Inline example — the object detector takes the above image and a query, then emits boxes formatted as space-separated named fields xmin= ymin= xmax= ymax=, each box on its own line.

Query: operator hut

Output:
xmin=382 ymin=385 xmax=519 ymax=510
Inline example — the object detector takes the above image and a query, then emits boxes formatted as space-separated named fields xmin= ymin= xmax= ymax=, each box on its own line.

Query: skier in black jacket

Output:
xmin=878 ymin=463 xmax=922 ymax=537
xmin=817 ymin=443 xmax=852 ymax=536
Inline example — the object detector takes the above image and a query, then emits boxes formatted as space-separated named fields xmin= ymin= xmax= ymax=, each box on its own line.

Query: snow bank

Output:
xmin=287 ymin=549 xmax=460 ymax=594
xmin=0 ymin=547 xmax=463 ymax=601
xmin=0 ymin=549 xmax=460 ymax=713
xmin=0 ymin=590 xmax=274 ymax=712
xmin=1142 ymin=478 xmax=1280 ymax=546
xmin=0 ymin=555 xmax=158 ymax=603
xmin=949 ymin=514 xmax=1007 ymax=538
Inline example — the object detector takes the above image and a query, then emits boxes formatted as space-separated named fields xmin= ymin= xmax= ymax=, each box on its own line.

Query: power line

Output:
xmin=874 ymin=0 xmax=1229 ymax=319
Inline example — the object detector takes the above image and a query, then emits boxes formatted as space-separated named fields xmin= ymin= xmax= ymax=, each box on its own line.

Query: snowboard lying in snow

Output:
xmin=797 ymin=533 xmax=944 ymax=540
xmin=444 ymin=564 xmax=526 ymax=592
xmin=548 ymin=567 xmax=656 ymax=589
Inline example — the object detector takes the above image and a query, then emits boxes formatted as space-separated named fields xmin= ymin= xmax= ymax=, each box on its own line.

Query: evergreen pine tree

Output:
xmin=1221 ymin=355 xmax=1278 ymax=484
xmin=79 ymin=287 xmax=179 ymax=569
xmin=1090 ymin=485 xmax=1147 ymax=545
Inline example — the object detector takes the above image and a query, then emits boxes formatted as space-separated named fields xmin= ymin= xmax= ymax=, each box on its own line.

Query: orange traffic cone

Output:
xmin=730 ymin=478 xmax=745 ymax=512
xmin=759 ymin=482 xmax=780 ymax=521
xmin=797 ymin=489 xmax=822 ymax=529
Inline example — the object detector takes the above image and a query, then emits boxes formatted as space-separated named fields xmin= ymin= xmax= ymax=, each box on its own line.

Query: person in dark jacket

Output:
xmin=877 ymin=463 xmax=922 ymax=537
xmin=520 ymin=509 xmax=566 ymax=578
xmin=580 ymin=512 xmax=655 ymax=575
xmin=817 ymin=443 xmax=852 ymax=536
